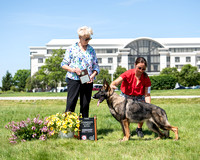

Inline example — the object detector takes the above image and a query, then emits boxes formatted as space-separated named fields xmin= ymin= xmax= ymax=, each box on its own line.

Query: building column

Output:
xmin=159 ymin=48 xmax=169 ymax=71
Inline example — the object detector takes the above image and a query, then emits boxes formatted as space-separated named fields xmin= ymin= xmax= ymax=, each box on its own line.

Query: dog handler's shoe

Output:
xmin=136 ymin=128 xmax=144 ymax=138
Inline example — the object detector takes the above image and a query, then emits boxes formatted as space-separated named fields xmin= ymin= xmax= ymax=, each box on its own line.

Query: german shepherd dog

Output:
xmin=93 ymin=80 xmax=179 ymax=141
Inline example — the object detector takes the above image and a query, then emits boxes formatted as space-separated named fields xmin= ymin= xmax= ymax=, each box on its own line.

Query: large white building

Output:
xmin=30 ymin=37 xmax=200 ymax=77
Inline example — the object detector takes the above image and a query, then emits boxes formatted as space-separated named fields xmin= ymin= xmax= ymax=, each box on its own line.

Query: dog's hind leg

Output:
xmin=146 ymin=120 xmax=165 ymax=140
xmin=120 ymin=119 xmax=130 ymax=141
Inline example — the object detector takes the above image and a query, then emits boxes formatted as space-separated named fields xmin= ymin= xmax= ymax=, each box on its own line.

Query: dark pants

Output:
xmin=66 ymin=78 xmax=93 ymax=118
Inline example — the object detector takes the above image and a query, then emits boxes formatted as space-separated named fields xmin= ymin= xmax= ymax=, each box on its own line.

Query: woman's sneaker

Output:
xmin=136 ymin=128 xmax=144 ymax=138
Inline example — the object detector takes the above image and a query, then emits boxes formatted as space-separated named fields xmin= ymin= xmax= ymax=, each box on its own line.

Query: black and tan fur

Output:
xmin=93 ymin=80 xmax=179 ymax=141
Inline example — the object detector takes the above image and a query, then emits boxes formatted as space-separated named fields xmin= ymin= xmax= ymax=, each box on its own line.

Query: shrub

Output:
xmin=150 ymin=75 xmax=176 ymax=90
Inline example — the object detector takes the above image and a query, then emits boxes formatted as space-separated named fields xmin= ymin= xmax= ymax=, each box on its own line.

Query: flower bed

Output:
xmin=5 ymin=112 xmax=81 ymax=144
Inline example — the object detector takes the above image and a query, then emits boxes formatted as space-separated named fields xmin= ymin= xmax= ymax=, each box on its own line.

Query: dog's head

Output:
xmin=93 ymin=79 xmax=111 ymax=106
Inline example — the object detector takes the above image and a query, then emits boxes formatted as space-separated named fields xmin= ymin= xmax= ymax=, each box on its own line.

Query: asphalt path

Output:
xmin=0 ymin=96 xmax=200 ymax=100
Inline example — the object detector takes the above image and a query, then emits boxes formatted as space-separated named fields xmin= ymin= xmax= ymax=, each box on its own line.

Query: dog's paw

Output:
xmin=155 ymin=137 xmax=161 ymax=140
xmin=119 ymin=137 xmax=129 ymax=142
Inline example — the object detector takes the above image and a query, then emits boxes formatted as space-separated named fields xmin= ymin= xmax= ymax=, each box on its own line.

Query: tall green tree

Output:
xmin=178 ymin=64 xmax=200 ymax=86
xmin=2 ymin=71 xmax=13 ymax=91
xmin=94 ymin=69 xmax=111 ymax=84
xmin=113 ymin=66 xmax=127 ymax=80
xmin=42 ymin=49 xmax=66 ymax=92
xmin=13 ymin=69 xmax=31 ymax=91
xmin=113 ymin=66 xmax=127 ymax=89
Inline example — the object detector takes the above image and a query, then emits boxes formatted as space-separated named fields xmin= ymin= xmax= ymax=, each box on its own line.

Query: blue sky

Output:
xmin=1 ymin=0 xmax=200 ymax=86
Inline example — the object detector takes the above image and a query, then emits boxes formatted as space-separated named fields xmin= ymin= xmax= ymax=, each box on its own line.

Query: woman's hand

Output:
xmin=72 ymin=68 xmax=81 ymax=75
xmin=110 ymin=77 xmax=123 ymax=90
xmin=88 ymin=71 xmax=97 ymax=83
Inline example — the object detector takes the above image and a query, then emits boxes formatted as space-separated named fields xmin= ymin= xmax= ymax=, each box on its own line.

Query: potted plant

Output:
xmin=46 ymin=112 xmax=81 ymax=138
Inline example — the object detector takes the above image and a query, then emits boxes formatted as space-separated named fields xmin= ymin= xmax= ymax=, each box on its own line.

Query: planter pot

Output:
xmin=58 ymin=131 xmax=74 ymax=139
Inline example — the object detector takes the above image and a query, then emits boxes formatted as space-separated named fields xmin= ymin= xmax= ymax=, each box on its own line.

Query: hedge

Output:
xmin=149 ymin=75 xmax=176 ymax=90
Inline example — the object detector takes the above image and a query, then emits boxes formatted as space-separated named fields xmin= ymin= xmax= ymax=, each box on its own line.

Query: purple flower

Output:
xmin=38 ymin=120 xmax=43 ymax=125
xmin=34 ymin=117 xmax=38 ymax=124
xmin=9 ymin=141 xmax=17 ymax=144
xmin=41 ymin=126 xmax=48 ymax=132
xmin=12 ymin=134 xmax=18 ymax=140
xmin=20 ymin=121 xmax=26 ymax=128
xmin=21 ymin=139 xmax=26 ymax=142
xmin=39 ymin=135 xmax=46 ymax=141
xmin=32 ymin=126 xmax=36 ymax=131
xmin=32 ymin=133 xmax=37 ymax=138
xmin=26 ymin=118 xmax=31 ymax=124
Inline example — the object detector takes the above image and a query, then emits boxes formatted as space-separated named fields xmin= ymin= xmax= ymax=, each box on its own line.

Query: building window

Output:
xmin=186 ymin=57 xmax=191 ymax=62
xmin=151 ymin=64 xmax=159 ymax=72
xmin=95 ymin=49 xmax=117 ymax=53
xmin=108 ymin=58 xmax=113 ymax=63
xmin=117 ymin=56 xmax=121 ymax=63
xmin=170 ymin=48 xmax=200 ymax=53
xmin=99 ymin=66 xmax=111 ymax=70
xmin=38 ymin=58 xmax=43 ymax=63
xmin=167 ymin=56 xmax=170 ymax=62
xmin=198 ymin=65 xmax=200 ymax=70
xmin=38 ymin=67 xmax=42 ymax=71
xmin=47 ymin=50 xmax=53 ymax=54
xmin=125 ymin=39 xmax=162 ymax=72
xmin=97 ymin=58 xmax=102 ymax=64
xmin=175 ymin=57 xmax=180 ymax=62
xmin=196 ymin=56 xmax=200 ymax=62
xmin=30 ymin=52 xmax=37 ymax=55
xmin=175 ymin=65 xmax=183 ymax=69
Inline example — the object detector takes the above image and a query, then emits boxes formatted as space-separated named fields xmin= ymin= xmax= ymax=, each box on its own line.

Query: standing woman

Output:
xmin=110 ymin=57 xmax=151 ymax=138
xmin=61 ymin=26 xmax=99 ymax=118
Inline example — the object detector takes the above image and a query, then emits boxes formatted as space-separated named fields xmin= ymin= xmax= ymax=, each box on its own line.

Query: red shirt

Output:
xmin=120 ymin=69 xmax=151 ymax=96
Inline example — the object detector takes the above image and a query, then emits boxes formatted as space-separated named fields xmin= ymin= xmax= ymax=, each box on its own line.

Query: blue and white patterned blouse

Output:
xmin=61 ymin=42 xmax=100 ymax=80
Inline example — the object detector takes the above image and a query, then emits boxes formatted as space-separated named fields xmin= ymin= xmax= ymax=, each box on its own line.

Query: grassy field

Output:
xmin=0 ymin=97 xmax=200 ymax=160
xmin=0 ymin=88 xmax=200 ymax=97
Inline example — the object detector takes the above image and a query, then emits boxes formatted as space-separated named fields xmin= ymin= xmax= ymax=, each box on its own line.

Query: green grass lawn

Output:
xmin=0 ymin=88 xmax=200 ymax=97
xmin=0 ymin=98 xmax=200 ymax=160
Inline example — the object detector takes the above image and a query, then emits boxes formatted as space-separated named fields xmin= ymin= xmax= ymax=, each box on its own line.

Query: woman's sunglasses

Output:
xmin=137 ymin=66 xmax=146 ymax=71
xmin=83 ymin=37 xmax=92 ymax=41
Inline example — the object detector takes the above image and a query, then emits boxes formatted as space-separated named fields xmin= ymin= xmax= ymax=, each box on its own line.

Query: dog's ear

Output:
xmin=103 ymin=79 xmax=110 ymax=91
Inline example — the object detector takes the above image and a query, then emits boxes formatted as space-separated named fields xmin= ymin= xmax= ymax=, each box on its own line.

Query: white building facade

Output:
xmin=30 ymin=37 xmax=200 ymax=77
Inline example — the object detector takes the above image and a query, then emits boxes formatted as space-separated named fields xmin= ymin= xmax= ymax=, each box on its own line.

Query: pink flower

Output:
xmin=39 ymin=135 xmax=46 ymax=141
xmin=26 ymin=118 xmax=31 ymax=124
xmin=33 ymin=118 xmax=38 ymax=124
xmin=9 ymin=141 xmax=17 ymax=144
xmin=41 ymin=126 xmax=48 ymax=132
xmin=32 ymin=133 xmax=37 ymax=138
xmin=38 ymin=120 xmax=43 ymax=125
xmin=32 ymin=126 xmax=36 ymax=131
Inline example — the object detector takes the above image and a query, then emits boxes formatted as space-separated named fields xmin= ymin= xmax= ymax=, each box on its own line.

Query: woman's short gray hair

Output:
xmin=77 ymin=26 xmax=93 ymax=37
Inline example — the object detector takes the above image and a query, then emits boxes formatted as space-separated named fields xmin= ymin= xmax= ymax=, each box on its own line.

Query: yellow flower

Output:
xmin=76 ymin=124 xmax=80 ymax=128
xmin=69 ymin=124 xmax=72 ymax=128
xmin=56 ymin=121 xmax=61 ymax=126
xmin=62 ymin=130 xmax=67 ymax=134
xmin=50 ymin=127 xmax=54 ymax=131
xmin=74 ymin=128 xmax=78 ymax=132
xmin=76 ymin=120 xmax=80 ymax=123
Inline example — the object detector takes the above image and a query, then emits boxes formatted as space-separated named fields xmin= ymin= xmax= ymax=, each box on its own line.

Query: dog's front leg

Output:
xmin=120 ymin=119 xmax=130 ymax=141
